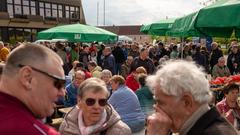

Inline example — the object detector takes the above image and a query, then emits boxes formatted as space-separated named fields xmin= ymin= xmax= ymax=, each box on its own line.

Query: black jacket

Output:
xmin=186 ymin=107 xmax=238 ymax=135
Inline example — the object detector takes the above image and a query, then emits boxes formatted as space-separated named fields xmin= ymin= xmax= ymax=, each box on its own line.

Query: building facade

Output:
xmin=99 ymin=25 xmax=152 ymax=44
xmin=0 ymin=0 xmax=85 ymax=43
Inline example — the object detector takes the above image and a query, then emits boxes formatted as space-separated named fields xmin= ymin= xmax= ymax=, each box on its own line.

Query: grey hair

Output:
xmin=146 ymin=60 xmax=212 ymax=104
xmin=78 ymin=77 xmax=109 ymax=98
xmin=218 ymin=57 xmax=225 ymax=62
xmin=74 ymin=70 xmax=85 ymax=79
xmin=101 ymin=69 xmax=112 ymax=77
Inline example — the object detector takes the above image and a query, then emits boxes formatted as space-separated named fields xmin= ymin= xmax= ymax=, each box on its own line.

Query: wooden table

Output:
xmin=58 ymin=107 xmax=73 ymax=114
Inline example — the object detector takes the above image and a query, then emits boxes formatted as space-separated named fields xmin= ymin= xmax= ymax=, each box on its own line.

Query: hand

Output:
xmin=225 ymin=109 xmax=234 ymax=120
xmin=146 ymin=105 xmax=172 ymax=135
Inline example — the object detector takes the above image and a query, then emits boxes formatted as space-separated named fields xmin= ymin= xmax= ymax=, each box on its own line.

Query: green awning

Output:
xmin=37 ymin=23 xmax=118 ymax=42
xmin=195 ymin=0 xmax=240 ymax=37
xmin=167 ymin=12 xmax=202 ymax=37
xmin=140 ymin=18 xmax=175 ymax=36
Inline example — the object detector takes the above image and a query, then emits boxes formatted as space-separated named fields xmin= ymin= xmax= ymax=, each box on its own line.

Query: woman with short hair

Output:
xmin=59 ymin=78 xmax=131 ymax=135
xmin=108 ymin=75 xmax=145 ymax=133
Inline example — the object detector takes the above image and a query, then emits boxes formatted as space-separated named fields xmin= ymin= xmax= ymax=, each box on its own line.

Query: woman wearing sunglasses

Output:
xmin=59 ymin=78 xmax=131 ymax=135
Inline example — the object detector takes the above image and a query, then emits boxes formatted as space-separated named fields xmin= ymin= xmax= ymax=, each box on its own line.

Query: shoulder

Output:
xmin=106 ymin=120 xmax=132 ymax=135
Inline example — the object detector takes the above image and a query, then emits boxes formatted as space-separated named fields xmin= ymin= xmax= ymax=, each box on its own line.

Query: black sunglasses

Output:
xmin=85 ymin=98 xmax=107 ymax=106
xmin=18 ymin=64 xmax=66 ymax=90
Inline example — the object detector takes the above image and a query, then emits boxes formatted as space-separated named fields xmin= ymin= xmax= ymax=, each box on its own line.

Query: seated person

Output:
xmin=126 ymin=66 xmax=147 ymax=92
xmin=64 ymin=70 xmax=86 ymax=107
xmin=59 ymin=78 xmax=131 ymax=135
xmin=108 ymin=75 xmax=145 ymax=133
xmin=212 ymin=57 xmax=231 ymax=79
xmin=136 ymin=73 xmax=154 ymax=117
xmin=216 ymin=83 xmax=240 ymax=130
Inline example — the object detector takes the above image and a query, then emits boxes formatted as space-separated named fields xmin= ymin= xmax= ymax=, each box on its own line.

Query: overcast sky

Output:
xmin=81 ymin=0 xmax=212 ymax=26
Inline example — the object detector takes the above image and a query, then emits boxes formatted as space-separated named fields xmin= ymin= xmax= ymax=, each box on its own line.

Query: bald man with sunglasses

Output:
xmin=0 ymin=44 xmax=65 ymax=135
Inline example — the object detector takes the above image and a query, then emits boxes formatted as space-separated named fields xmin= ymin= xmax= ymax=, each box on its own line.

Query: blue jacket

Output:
xmin=64 ymin=83 xmax=78 ymax=107
xmin=108 ymin=85 xmax=145 ymax=123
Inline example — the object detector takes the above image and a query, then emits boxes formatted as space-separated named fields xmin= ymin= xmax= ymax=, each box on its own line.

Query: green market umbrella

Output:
xmin=167 ymin=12 xmax=202 ymax=37
xmin=140 ymin=18 xmax=175 ymax=36
xmin=37 ymin=23 xmax=118 ymax=42
xmin=195 ymin=0 xmax=240 ymax=37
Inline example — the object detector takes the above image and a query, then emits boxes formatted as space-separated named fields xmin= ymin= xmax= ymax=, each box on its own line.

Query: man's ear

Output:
xmin=19 ymin=66 xmax=33 ymax=91
xmin=181 ymin=93 xmax=194 ymax=114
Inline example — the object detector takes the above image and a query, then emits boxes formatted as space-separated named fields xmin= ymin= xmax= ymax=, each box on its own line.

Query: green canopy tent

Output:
xmin=37 ymin=23 xmax=118 ymax=42
xmin=167 ymin=12 xmax=203 ymax=37
xmin=195 ymin=0 xmax=240 ymax=38
xmin=140 ymin=18 xmax=175 ymax=36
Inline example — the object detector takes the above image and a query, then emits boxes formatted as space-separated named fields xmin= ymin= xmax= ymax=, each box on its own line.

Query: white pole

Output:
xmin=97 ymin=2 xmax=99 ymax=26
xmin=103 ymin=0 xmax=105 ymax=27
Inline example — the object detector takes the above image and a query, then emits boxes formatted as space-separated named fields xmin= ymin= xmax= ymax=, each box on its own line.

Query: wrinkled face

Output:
xmin=154 ymin=86 xmax=187 ymax=133
xmin=101 ymin=74 xmax=111 ymax=84
xmin=73 ymin=73 xmax=85 ymax=87
xmin=225 ymin=89 xmax=239 ymax=103
xmin=28 ymin=61 xmax=65 ymax=118
xmin=78 ymin=90 xmax=107 ymax=125
xmin=218 ymin=59 xmax=225 ymax=67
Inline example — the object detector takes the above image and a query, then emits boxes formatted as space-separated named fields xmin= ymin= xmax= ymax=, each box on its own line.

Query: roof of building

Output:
xmin=98 ymin=25 xmax=144 ymax=35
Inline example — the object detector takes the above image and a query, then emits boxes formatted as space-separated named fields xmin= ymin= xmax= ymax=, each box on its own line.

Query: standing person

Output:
xmin=146 ymin=60 xmax=238 ymax=135
xmin=103 ymin=47 xmax=116 ymax=75
xmin=59 ymin=78 xmax=131 ymax=135
xmin=210 ymin=42 xmax=223 ymax=71
xmin=112 ymin=42 xmax=126 ymax=74
xmin=216 ymin=83 xmax=240 ymax=130
xmin=130 ymin=47 xmax=155 ymax=74
xmin=0 ymin=44 xmax=66 ymax=135
xmin=109 ymin=75 xmax=145 ymax=133
xmin=0 ymin=41 xmax=10 ymax=62
xmin=227 ymin=45 xmax=240 ymax=75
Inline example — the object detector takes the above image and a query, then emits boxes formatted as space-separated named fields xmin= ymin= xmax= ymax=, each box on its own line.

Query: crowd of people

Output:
xmin=0 ymin=39 xmax=240 ymax=135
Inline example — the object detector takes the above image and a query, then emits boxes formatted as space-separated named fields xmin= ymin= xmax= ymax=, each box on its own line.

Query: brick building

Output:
xmin=99 ymin=25 xmax=152 ymax=44
xmin=0 ymin=0 xmax=85 ymax=43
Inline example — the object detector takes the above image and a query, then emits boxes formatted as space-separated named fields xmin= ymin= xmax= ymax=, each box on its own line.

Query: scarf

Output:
xmin=78 ymin=109 xmax=107 ymax=135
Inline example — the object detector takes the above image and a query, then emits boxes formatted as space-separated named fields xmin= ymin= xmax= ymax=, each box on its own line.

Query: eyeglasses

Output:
xmin=85 ymin=98 xmax=107 ymax=106
xmin=18 ymin=64 xmax=66 ymax=90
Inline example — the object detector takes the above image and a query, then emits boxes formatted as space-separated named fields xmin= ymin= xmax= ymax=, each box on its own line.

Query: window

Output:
xmin=30 ymin=1 xmax=36 ymax=15
xmin=65 ymin=6 xmax=69 ymax=18
xmin=7 ymin=4 xmax=14 ymax=18
xmin=58 ymin=5 xmax=63 ymax=18
xmin=15 ymin=5 xmax=22 ymax=14
xmin=7 ymin=0 xmax=13 ymax=3
xmin=45 ymin=3 xmax=51 ymax=17
xmin=7 ymin=0 xmax=36 ymax=17
xmin=52 ymin=4 xmax=57 ymax=17
xmin=39 ymin=2 xmax=44 ymax=17
xmin=69 ymin=6 xmax=80 ymax=19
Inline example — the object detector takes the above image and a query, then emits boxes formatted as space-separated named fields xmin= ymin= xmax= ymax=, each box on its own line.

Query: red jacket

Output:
xmin=126 ymin=73 xmax=139 ymax=92
xmin=0 ymin=92 xmax=60 ymax=135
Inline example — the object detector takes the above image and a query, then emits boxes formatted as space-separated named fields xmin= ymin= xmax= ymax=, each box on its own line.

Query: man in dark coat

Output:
xmin=146 ymin=60 xmax=238 ymax=135
xmin=130 ymin=47 xmax=155 ymax=74
xmin=210 ymin=42 xmax=223 ymax=71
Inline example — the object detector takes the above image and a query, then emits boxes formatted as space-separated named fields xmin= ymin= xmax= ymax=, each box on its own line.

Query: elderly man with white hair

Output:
xmin=146 ymin=60 xmax=238 ymax=135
